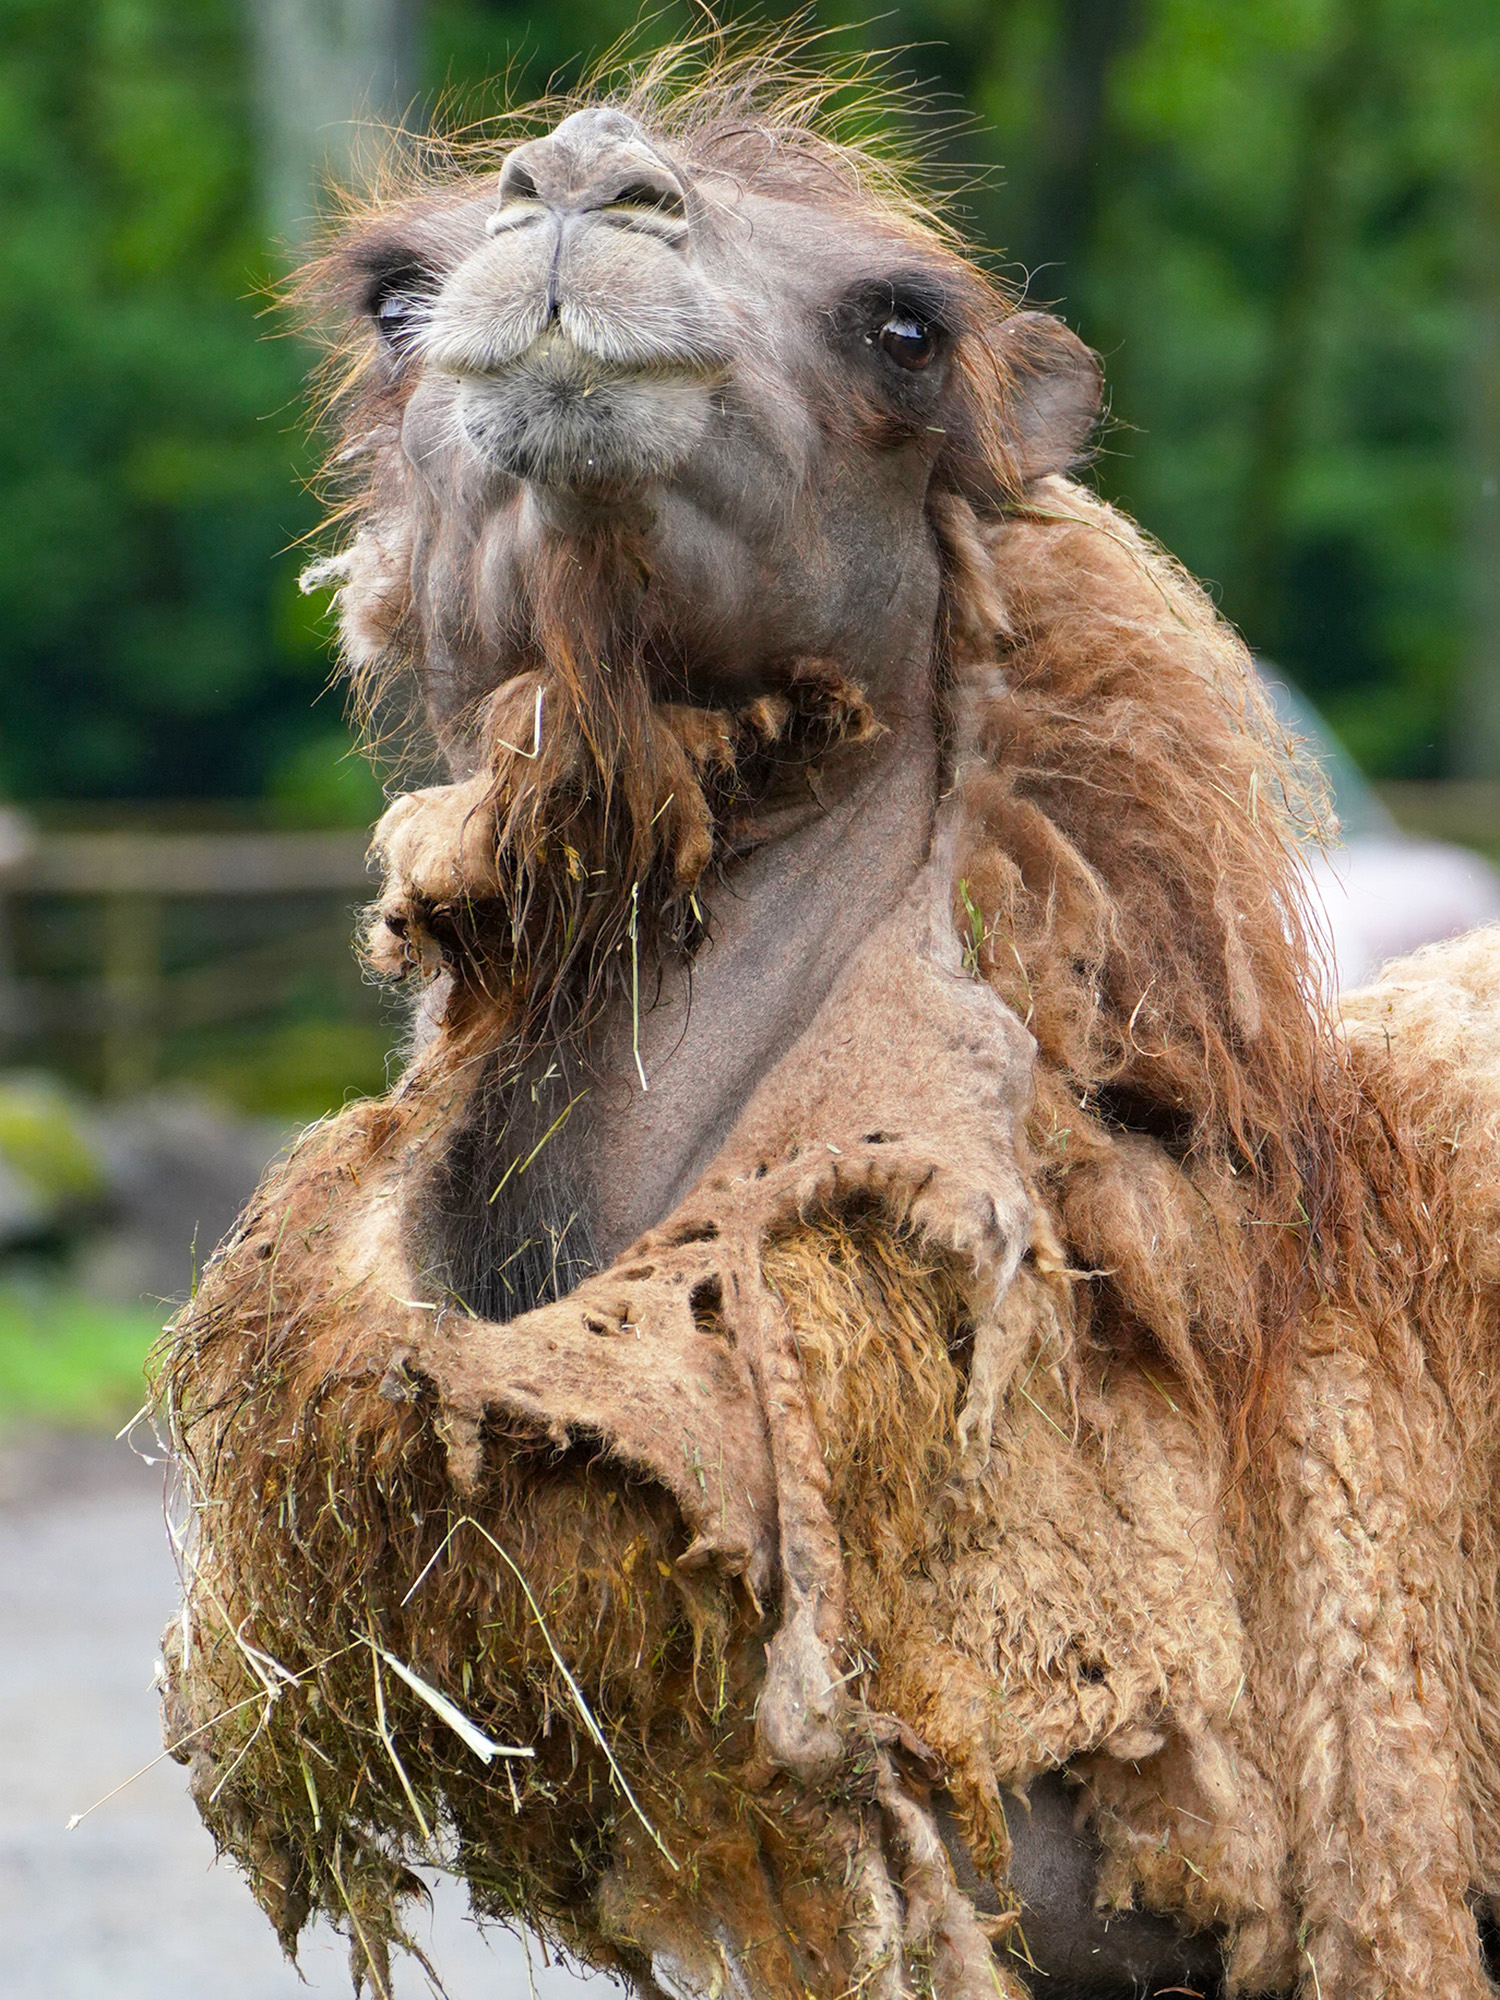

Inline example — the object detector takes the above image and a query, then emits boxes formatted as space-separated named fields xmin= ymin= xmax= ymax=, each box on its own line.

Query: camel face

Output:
xmin=338 ymin=105 xmax=1026 ymax=722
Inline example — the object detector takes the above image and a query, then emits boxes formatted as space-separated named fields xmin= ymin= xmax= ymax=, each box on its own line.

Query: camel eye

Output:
xmin=375 ymin=291 xmax=423 ymax=349
xmin=365 ymin=266 xmax=434 ymax=353
xmin=877 ymin=314 xmax=936 ymax=370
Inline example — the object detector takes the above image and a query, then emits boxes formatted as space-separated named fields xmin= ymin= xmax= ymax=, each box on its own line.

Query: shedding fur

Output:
xmin=158 ymin=39 xmax=1500 ymax=2000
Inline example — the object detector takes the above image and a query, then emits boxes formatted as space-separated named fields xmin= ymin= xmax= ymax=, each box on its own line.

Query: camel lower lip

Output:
xmin=456 ymin=361 xmax=714 ymax=489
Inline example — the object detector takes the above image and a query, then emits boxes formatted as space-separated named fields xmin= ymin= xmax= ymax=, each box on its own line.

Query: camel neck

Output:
xmin=718 ymin=675 xmax=938 ymax=860
xmin=566 ymin=694 xmax=940 ymax=1257
xmin=714 ymin=700 xmax=937 ymax=903
xmin=443 ymin=671 xmax=942 ymax=1309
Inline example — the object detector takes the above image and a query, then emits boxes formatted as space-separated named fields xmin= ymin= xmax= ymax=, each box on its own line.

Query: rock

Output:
xmin=80 ymin=1094 xmax=287 ymax=1306
xmin=0 ymin=1073 xmax=111 ymax=1250
xmin=0 ymin=1070 xmax=288 ymax=1305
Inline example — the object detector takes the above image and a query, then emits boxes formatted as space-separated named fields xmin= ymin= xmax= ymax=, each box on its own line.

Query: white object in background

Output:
xmin=1259 ymin=667 xmax=1500 ymax=992
xmin=0 ymin=807 xmax=32 ymax=874
xmin=1306 ymin=837 xmax=1500 ymax=992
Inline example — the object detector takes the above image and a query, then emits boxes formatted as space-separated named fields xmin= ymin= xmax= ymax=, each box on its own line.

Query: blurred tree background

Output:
xmin=2 ymin=0 xmax=1499 ymax=802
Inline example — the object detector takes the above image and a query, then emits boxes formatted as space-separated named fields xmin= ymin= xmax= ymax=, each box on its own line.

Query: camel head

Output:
xmin=305 ymin=76 xmax=1101 ymax=761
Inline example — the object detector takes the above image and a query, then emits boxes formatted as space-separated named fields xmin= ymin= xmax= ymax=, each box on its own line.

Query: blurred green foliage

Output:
xmin=0 ymin=0 xmax=326 ymax=802
xmin=1 ymin=0 xmax=1498 ymax=797
xmin=173 ymin=1014 xmax=396 ymax=1121
xmin=0 ymin=1074 xmax=108 ymax=1207
xmin=0 ymin=1283 xmax=160 ymax=1425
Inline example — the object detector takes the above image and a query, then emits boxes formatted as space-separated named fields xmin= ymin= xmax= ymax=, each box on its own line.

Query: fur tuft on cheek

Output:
xmin=300 ymin=514 xmax=417 ymax=723
xmin=929 ymin=490 xmax=1014 ymax=667
xmin=339 ymin=522 xmax=415 ymax=668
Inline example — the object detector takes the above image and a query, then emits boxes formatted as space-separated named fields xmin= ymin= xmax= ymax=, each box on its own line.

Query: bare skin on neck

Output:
xmin=580 ymin=670 xmax=939 ymax=1258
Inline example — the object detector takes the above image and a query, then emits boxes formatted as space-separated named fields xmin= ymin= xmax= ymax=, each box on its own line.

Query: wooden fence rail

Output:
xmin=15 ymin=828 xmax=374 ymax=897
xmin=1 ymin=828 xmax=378 ymax=1097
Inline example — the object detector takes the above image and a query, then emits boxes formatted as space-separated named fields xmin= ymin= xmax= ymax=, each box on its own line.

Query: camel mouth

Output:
xmin=452 ymin=330 xmax=721 ymax=491
xmin=416 ymin=210 xmax=735 ymax=494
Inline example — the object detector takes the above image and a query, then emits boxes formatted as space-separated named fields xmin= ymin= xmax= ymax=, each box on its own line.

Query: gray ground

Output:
xmin=0 ymin=1429 xmax=611 ymax=2000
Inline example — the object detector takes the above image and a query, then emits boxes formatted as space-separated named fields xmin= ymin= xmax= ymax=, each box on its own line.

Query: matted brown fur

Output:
xmin=159 ymin=38 xmax=1500 ymax=2000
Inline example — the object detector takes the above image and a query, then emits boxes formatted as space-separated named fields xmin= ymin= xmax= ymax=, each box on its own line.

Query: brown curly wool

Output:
xmin=161 ymin=480 xmax=1500 ymax=2000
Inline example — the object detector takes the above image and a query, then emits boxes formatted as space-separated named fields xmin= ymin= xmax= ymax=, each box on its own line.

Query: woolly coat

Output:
xmin=158 ymin=479 xmax=1500 ymax=2000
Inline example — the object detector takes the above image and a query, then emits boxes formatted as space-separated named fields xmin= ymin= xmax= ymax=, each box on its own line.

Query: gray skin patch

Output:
xmin=418 ymin=1052 xmax=600 ymax=1321
xmin=938 ymin=1782 xmax=1226 ymax=1998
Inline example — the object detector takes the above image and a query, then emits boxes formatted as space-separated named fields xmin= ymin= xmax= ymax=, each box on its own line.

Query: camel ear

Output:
xmin=995 ymin=311 xmax=1102 ymax=481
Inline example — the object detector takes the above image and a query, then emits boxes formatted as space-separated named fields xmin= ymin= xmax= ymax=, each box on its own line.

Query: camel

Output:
xmin=158 ymin=41 xmax=1500 ymax=2000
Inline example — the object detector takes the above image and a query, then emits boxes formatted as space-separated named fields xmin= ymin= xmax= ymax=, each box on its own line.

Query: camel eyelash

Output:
xmin=827 ymin=278 xmax=956 ymax=371
xmin=358 ymin=255 xmax=436 ymax=308
xmin=360 ymin=261 xmax=439 ymax=353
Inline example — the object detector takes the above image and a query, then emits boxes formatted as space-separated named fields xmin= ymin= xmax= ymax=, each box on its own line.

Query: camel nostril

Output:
xmin=610 ymin=179 xmax=686 ymax=219
xmin=498 ymin=159 xmax=540 ymax=204
xmin=486 ymin=159 xmax=546 ymax=236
